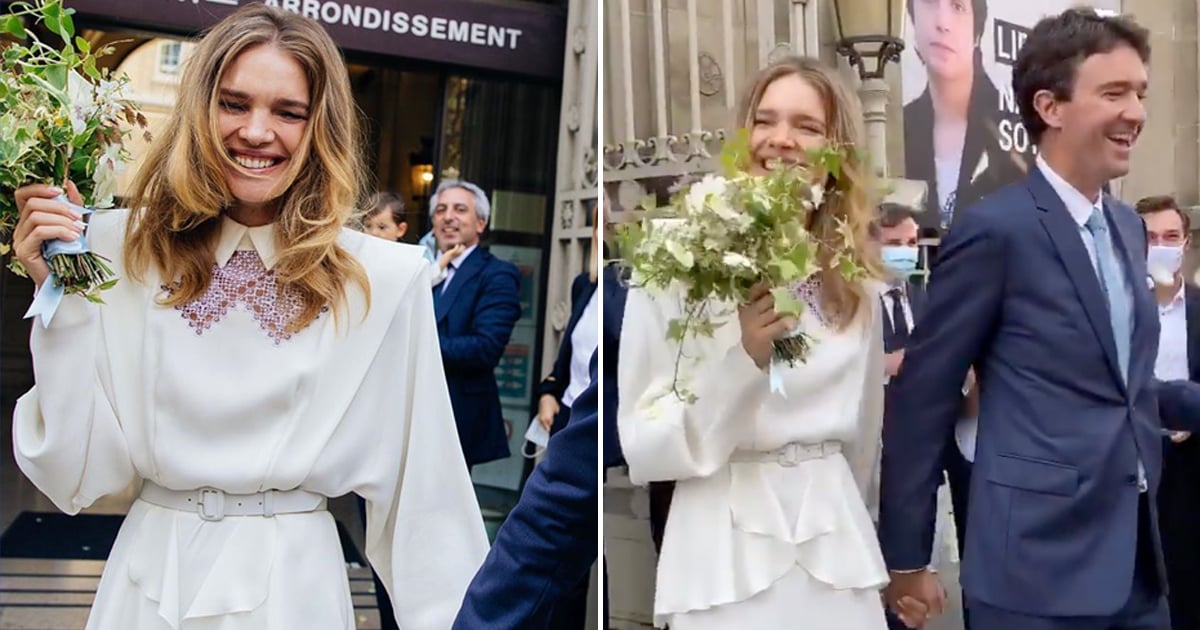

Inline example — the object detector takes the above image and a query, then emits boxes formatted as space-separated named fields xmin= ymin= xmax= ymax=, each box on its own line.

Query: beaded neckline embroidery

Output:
xmin=161 ymin=250 xmax=325 ymax=345
xmin=790 ymin=277 xmax=829 ymax=328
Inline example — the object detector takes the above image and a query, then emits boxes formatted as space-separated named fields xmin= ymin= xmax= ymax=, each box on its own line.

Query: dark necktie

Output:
xmin=888 ymin=287 xmax=910 ymax=348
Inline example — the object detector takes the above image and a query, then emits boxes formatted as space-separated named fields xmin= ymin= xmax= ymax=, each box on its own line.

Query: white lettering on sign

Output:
xmin=257 ymin=0 xmax=524 ymax=50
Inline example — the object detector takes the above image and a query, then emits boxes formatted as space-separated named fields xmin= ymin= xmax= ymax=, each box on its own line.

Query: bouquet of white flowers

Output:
xmin=616 ymin=131 xmax=869 ymax=402
xmin=0 ymin=0 xmax=150 ymax=319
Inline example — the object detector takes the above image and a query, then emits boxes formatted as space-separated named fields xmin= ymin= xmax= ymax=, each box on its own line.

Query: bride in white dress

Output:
xmin=10 ymin=6 xmax=485 ymax=629
xmin=618 ymin=56 xmax=891 ymax=629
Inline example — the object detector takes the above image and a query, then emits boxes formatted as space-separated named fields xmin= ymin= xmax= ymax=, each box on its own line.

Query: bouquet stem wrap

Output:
xmin=769 ymin=332 xmax=813 ymax=396
xmin=24 ymin=194 xmax=112 ymax=326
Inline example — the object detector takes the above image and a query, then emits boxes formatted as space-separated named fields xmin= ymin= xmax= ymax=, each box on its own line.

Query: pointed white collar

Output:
xmin=215 ymin=214 xmax=280 ymax=270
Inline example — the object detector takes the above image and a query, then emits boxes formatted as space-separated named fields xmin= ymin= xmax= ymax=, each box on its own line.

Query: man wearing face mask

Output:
xmin=876 ymin=203 xmax=926 ymax=372
xmin=875 ymin=203 xmax=974 ymax=630
xmin=1136 ymin=194 xmax=1200 ymax=630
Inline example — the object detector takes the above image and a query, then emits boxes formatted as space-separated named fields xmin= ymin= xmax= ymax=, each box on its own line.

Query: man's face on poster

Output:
xmin=912 ymin=0 xmax=976 ymax=83
xmin=1041 ymin=44 xmax=1146 ymax=183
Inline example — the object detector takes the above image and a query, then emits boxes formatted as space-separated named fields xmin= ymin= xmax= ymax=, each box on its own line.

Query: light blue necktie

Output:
xmin=1084 ymin=207 xmax=1131 ymax=382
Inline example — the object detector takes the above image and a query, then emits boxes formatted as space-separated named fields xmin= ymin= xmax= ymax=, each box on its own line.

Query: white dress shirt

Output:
xmin=440 ymin=243 xmax=480 ymax=294
xmin=561 ymin=288 xmax=600 ymax=408
xmin=1155 ymin=281 xmax=1189 ymax=381
xmin=1036 ymin=155 xmax=1145 ymax=492
xmin=881 ymin=283 xmax=915 ymax=334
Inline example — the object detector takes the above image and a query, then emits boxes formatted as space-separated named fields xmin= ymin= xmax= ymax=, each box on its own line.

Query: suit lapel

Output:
xmin=1031 ymin=170 xmax=1125 ymax=390
xmin=435 ymin=248 xmax=486 ymax=323
xmin=602 ymin=264 xmax=628 ymax=342
xmin=907 ymin=280 xmax=927 ymax=323
xmin=567 ymin=281 xmax=598 ymax=335
xmin=880 ymin=294 xmax=897 ymax=350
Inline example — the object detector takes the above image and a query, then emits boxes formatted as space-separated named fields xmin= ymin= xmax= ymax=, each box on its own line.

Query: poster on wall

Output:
xmin=470 ymin=325 xmax=537 ymax=492
xmin=490 ymin=244 xmax=542 ymax=330
xmin=469 ymin=244 xmax=542 ymax=492
xmin=900 ymin=0 xmax=1122 ymax=234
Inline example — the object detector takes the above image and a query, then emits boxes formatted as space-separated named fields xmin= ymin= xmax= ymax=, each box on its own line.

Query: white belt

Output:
xmin=729 ymin=441 xmax=841 ymax=467
xmin=139 ymin=481 xmax=328 ymax=522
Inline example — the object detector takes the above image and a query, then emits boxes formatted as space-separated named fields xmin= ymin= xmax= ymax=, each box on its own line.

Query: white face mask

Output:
xmin=1147 ymin=245 xmax=1184 ymax=284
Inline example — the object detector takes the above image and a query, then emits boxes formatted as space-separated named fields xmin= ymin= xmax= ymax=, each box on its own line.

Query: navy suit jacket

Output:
xmin=879 ymin=166 xmax=1200 ymax=618
xmin=534 ymin=272 xmax=597 ymax=429
xmin=602 ymin=263 xmax=628 ymax=469
xmin=452 ymin=355 xmax=598 ymax=630
xmin=435 ymin=247 xmax=521 ymax=466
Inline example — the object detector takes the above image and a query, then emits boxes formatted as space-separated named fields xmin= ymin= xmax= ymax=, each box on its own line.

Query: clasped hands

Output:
xmin=883 ymin=569 xmax=947 ymax=629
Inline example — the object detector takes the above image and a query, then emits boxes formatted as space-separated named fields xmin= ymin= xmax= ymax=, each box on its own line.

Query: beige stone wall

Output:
xmin=1119 ymin=0 xmax=1199 ymax=210
xmin=603 ymin=0 xmax=797 ymax=147
xmin=112 ymin=37 xmax=194 ymax=198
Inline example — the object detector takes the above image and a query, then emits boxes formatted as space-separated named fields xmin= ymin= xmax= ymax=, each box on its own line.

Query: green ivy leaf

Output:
xmin=42 ymin=62 xmax=67 ymax=91
xmin=59 ymin=10 xmax=74 ymax=41
xmin=771 ymin=257 xmax=798 ymax=279
xmin=74 ymin=35 xmax=89 ymax=54
xmin=1 ymin=15 xmax=26 ymax=39
xmin=666 ymin=318 xmax=686 ymax=343
xmin=43 ymin=6 xmax=61 ymax=41
xmin=771 ymin=287 xmax=804 ymax=317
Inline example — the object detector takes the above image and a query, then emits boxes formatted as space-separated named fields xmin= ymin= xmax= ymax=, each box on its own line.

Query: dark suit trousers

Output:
xmin=1158 ymin=437 xmax=1200 ymax=630
xmin=969 ymin=495 xmax=1169 ymax=630
xmin=356 ymin=495 xmax=399 ymax=630
xmin=945 ymin=437 xmax=974 ymax=630
xmin=649 ymin=481 xmax=675 ymax=554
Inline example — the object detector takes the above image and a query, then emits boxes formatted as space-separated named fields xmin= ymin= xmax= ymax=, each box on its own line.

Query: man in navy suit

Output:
xmin=880 ymin=10 xmax=1200 ymax=630
xmin=452 ymin=354 xmax=598 ymax=630
xmin=431 ymin=180 xmax=521 ymax=469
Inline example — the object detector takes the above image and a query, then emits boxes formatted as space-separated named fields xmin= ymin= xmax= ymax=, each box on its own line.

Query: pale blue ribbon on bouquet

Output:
xmin=769 ymin=361 xmax=787 ymax=397
xmin=767 ymin=319 xmax=806 ymax=398
xmin=24 ymin=194 xmax=94 ymax=327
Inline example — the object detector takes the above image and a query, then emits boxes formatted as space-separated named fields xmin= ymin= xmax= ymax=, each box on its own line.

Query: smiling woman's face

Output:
xmin=747 ymin=73 xmax=829 ymax=176
xmin=216 ymin=43 xmax=310 ymax=215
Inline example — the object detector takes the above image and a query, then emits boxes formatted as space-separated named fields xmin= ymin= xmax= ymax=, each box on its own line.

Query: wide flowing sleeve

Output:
xmin=846 ymin=297 xmax=885 ymax=522
xmin=357 ymin=262 xmax=489 ymax=629
xmin=12 ymin=212 xmax=136 ymax=514
xmin=617 ymin=287 xmax=769 ymax=484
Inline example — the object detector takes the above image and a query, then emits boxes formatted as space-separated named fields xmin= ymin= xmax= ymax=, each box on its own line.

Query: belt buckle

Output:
xmin=778 ymin=444 xmax=799 ymax=467
xmin=197 ymin=487 xmax=226 ymax=521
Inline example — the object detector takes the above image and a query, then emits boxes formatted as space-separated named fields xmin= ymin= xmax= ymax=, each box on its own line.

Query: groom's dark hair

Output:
xmin=1013 ymin=8 xmax=1150 ymax=145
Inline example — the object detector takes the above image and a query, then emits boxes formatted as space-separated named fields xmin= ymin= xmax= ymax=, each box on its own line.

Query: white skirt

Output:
xmin=666 ymin=565 xmax=887 ymax=630
xmin=84 ymin=499 xmax=357 ymax=630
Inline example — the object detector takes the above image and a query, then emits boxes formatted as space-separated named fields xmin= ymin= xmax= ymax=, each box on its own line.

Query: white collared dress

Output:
xmin=13 ymin=212 xmax=488 ymax=629
xmin=618 ymin=282 xmax=889 ymax=629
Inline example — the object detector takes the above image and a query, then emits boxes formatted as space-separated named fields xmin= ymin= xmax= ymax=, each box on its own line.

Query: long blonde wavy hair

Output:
xmin=738 ymin=56 xmax=885 ymax=330
xmin=124 ymin=4 xmax=369 ymax=331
